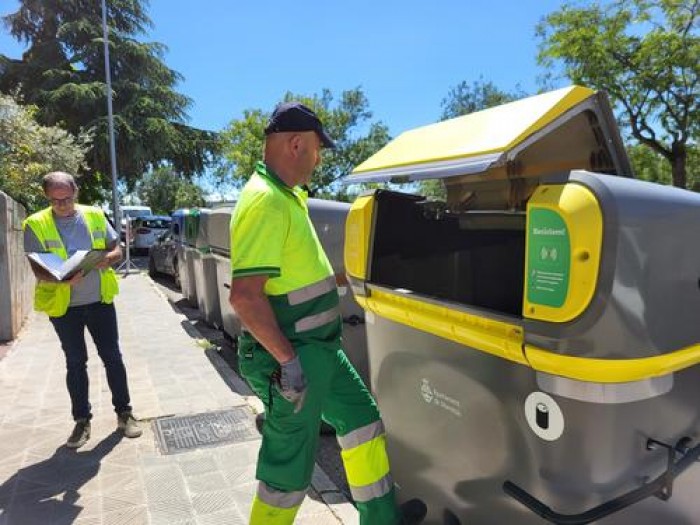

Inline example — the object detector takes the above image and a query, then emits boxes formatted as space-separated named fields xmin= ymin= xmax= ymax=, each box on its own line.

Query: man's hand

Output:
xmin=94 ymin=254 xmax=113 ymax=270
xmin=95 ymin=246 xmax=121 ymax=270
xmin=276 ymin=356 xmax=307 ymax=413
xmin=67 ymin=271 xmax=84 ymax=286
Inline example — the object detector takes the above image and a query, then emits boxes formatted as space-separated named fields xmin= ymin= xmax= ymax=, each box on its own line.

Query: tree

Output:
xmin=0 ymin=0 xmax=218 ymax=198
xmin=440 ymin=77 xmax=526 ymax=120
xmin=628 ymin=142 xmax=700 ymax=189
xmin=0 ymin=94 xmax=89 ymax=211
xmin=537 ymin=0 xmax=700 ymax=189
xmin=218 ymin=87 xmax=390 ymax=200
xmin=136 ymin=167 xmax=206 ymax=215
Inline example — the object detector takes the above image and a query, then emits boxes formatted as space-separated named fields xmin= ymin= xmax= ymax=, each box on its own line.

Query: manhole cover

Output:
xmin=153 ymin=407 xmax=259 ymax=454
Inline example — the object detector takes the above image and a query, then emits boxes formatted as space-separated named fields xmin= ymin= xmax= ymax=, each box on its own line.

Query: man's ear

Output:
xmin=289 ymin=134 xmax=303 ymax=157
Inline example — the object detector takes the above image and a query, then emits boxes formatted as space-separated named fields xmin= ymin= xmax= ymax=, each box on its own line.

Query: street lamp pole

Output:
xmin=100 ymin=0 xmax=120 ymax=237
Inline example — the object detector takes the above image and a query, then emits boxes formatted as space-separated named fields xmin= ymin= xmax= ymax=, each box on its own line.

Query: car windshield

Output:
xmin=124 ymin=208 xmax=151 ymax=218
xmin=138 ymin=218 xmax=171 ymax=229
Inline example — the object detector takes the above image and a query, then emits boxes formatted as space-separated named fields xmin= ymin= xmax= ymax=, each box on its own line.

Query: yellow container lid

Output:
xmin=348 ymin=86 xmax=630 ymax=184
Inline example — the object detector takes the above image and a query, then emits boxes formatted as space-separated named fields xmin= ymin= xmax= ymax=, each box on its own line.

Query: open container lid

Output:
xmin=346 ymin=86 xmax=632 ymax=186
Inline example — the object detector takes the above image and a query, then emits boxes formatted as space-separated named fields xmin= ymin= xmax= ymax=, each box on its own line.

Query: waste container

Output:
xmin=344 ymin=85 xmax=700 ymax=525
xmin=179 ymin=209 xmax=200 ymax=306
xmin=209 ymin=198 xmax=370 ymax=384
xmin=191 ymin=208 xmax=222 ymax=328
xmin=209 ymin=203 xmax=242 ymax=340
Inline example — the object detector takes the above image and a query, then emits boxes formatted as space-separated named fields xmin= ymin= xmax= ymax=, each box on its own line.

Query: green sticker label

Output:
xmin=527 ymin=208 xmax=570 ymax=307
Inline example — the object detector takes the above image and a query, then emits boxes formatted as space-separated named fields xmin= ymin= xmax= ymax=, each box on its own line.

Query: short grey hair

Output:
xmin=42 ymin=171 xmax=78 ymax=193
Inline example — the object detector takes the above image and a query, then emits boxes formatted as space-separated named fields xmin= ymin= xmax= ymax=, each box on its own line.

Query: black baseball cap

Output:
xmin=264 ymin=102 xmax=336 ymax=149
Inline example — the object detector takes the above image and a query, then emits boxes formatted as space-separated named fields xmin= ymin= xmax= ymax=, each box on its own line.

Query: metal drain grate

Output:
xmin=153 ymin=407 xmax=260 ymax=454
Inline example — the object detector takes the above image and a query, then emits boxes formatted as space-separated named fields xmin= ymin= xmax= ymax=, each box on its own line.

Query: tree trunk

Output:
xmin=670 ymin=142 xmax=687 ymax=189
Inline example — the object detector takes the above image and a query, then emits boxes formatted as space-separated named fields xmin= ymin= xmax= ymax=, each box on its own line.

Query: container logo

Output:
xmin=420 ymin=378 xmax=434 ymax=404
xmin=420 ymin=378 xmax=462 ymax=417
xmin=525 ymin=391 xmax=564 ymax=441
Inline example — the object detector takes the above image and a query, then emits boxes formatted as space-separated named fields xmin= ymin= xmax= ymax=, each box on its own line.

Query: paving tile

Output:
xmin=195 ymin=507 xmax=247 ymax=525
xmin=177 ymin=455 xmax=219 ymax=476
xmin=101 ymin=504 xmax=149 ymax=525
xmin=183 ymin=471 xmax=227 ymax=494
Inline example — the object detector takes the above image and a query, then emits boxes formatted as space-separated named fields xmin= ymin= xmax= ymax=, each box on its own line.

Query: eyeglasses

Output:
xmin=48 ymin=196 xmax=76 ymax=206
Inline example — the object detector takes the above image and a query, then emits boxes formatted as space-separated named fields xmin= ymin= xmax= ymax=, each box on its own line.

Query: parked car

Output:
xmin=130 ymin=215 xmax=170 ymax=254
xmin=148 ymin=214 xmax=184 ymax=287
xmin=117 ymin=205 xmax=153 ymax=242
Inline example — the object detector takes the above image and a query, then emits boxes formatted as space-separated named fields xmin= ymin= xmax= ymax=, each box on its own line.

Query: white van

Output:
xmin=117 ymin=205 xmax=152 ymax=240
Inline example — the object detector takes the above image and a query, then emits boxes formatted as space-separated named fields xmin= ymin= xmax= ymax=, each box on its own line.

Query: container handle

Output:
xmin=503 ymin=437 xmax=700 ymax=525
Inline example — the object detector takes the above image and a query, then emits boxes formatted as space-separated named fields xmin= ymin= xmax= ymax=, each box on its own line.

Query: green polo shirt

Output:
xmin=230 ymin=161 xmax=334 ymax=297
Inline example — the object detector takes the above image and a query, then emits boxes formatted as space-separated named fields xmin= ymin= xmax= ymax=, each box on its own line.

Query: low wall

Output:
xmin=0 ymin=192 xmax=35 ymax=342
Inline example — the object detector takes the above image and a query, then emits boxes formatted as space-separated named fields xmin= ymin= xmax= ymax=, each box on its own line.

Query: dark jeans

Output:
xmin=50 ymin=302 xmax=132 ymax=421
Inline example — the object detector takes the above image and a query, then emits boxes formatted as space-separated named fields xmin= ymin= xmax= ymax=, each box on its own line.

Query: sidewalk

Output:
xmin=0 ymin=272 xmax=358 ymax=525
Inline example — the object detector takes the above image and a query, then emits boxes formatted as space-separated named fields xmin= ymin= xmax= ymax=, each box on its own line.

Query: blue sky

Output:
xmin=0 ymin=0 xmax=571 ymax=138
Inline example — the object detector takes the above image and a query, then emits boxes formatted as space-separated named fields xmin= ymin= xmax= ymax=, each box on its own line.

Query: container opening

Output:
xmin=370 ymin=190 xmax=525 ymax=317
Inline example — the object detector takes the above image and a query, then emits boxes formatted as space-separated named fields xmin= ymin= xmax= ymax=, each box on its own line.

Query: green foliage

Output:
xmin=218 ymin=87 xmax=390 ymax=200
xmin=0 ymin=94 xmax=89 ymax=212
xmin=136 ymin=166 xmax=206 ymax=215
xmin=629 ymin=142 xmax=700 ymax=190
xmin=0 ymin=0 xmax=218 ymax=196
xmin=537 ymin=0 xmax=699 ymax=188
xmin=440 ymin=77 xmax=527 ymax=120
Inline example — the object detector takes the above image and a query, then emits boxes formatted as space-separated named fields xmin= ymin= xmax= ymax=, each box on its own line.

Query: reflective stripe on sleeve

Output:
xmin=287 ymin=275 xmax=337 ymax=306
xmin=294 ymin=305 xmax=341 ymax=333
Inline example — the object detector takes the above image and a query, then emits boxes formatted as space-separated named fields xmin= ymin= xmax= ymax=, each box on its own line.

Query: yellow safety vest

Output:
xmin=23 ymin=204 xmax=119 ymax=317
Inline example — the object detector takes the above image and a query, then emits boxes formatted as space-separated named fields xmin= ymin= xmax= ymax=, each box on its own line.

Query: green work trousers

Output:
xmin=238 ymin=337 xmax=401 ymax=525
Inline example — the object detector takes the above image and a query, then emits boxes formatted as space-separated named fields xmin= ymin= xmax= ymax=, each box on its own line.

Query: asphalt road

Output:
xmin=131 ymin=253 xmax=352 ymax=500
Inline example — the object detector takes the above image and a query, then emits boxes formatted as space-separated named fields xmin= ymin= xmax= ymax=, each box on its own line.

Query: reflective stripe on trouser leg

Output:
xmin=339 ymin=420 xmax=400 ymax=524
xmin=250 ymin=481 xmax=306 ymax=525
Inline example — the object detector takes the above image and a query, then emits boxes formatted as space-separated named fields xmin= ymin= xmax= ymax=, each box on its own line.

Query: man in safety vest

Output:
xmin=229 ymin=103 xmax=427 ymax=525
xmin=23 ymin=171 xmax=141 ymax=448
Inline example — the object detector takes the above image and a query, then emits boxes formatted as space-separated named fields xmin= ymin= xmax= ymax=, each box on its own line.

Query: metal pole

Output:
xmin=101 ymin=0 xmax=120 ymax=238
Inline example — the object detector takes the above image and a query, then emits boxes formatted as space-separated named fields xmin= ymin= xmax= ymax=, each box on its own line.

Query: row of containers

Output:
xmin=157 ymin=86 xmax=700 ymax=525
xmin=168 ymin=200 xmax=370 ymax=383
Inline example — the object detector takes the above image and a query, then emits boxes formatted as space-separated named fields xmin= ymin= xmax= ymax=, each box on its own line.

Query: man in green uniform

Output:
xmin=229 ymin=103 xmax=426 ymax=525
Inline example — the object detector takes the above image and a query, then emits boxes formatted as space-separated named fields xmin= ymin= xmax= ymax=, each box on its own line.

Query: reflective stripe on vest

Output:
xmin=295 ymin=304 xmax=341 ymax=333
xmin=339 ymin=420 xmax=393 ymax=502
xmin=287 ymin=275 xmax=336 ymax=305
xmin=266 ymin=275 xmax=341 ymax=342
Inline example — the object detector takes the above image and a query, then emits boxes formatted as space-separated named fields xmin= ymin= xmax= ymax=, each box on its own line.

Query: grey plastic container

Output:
xmin=190 ymin=208 xmax=222 ymax=328
xmin=350 ymin=172 xmax=700 ymax=525
xmin=178 ymin=210 xmax=199 ymax=306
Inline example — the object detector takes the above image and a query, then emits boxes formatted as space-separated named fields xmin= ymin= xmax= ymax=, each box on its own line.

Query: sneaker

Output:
xmin=66 ymin=419 xmax=91 ymax=448
xmin=399 ymin=498 xmax=427 ymax=525
xmin=117 ymin=411 xmax=142 ymax=438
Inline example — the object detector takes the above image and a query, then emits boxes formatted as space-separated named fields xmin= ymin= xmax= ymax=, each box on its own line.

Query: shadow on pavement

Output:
xmin=0 ymin=432 xmax=124 ymax=524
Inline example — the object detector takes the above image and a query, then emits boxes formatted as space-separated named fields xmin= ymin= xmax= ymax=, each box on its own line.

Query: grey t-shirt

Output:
xmin=24 ymin=210 xmax=118 ymax=307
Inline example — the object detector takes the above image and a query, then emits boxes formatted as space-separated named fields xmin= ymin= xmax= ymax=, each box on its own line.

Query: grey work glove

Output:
xmin=275 ymin=356 xmax=307 ymax=413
